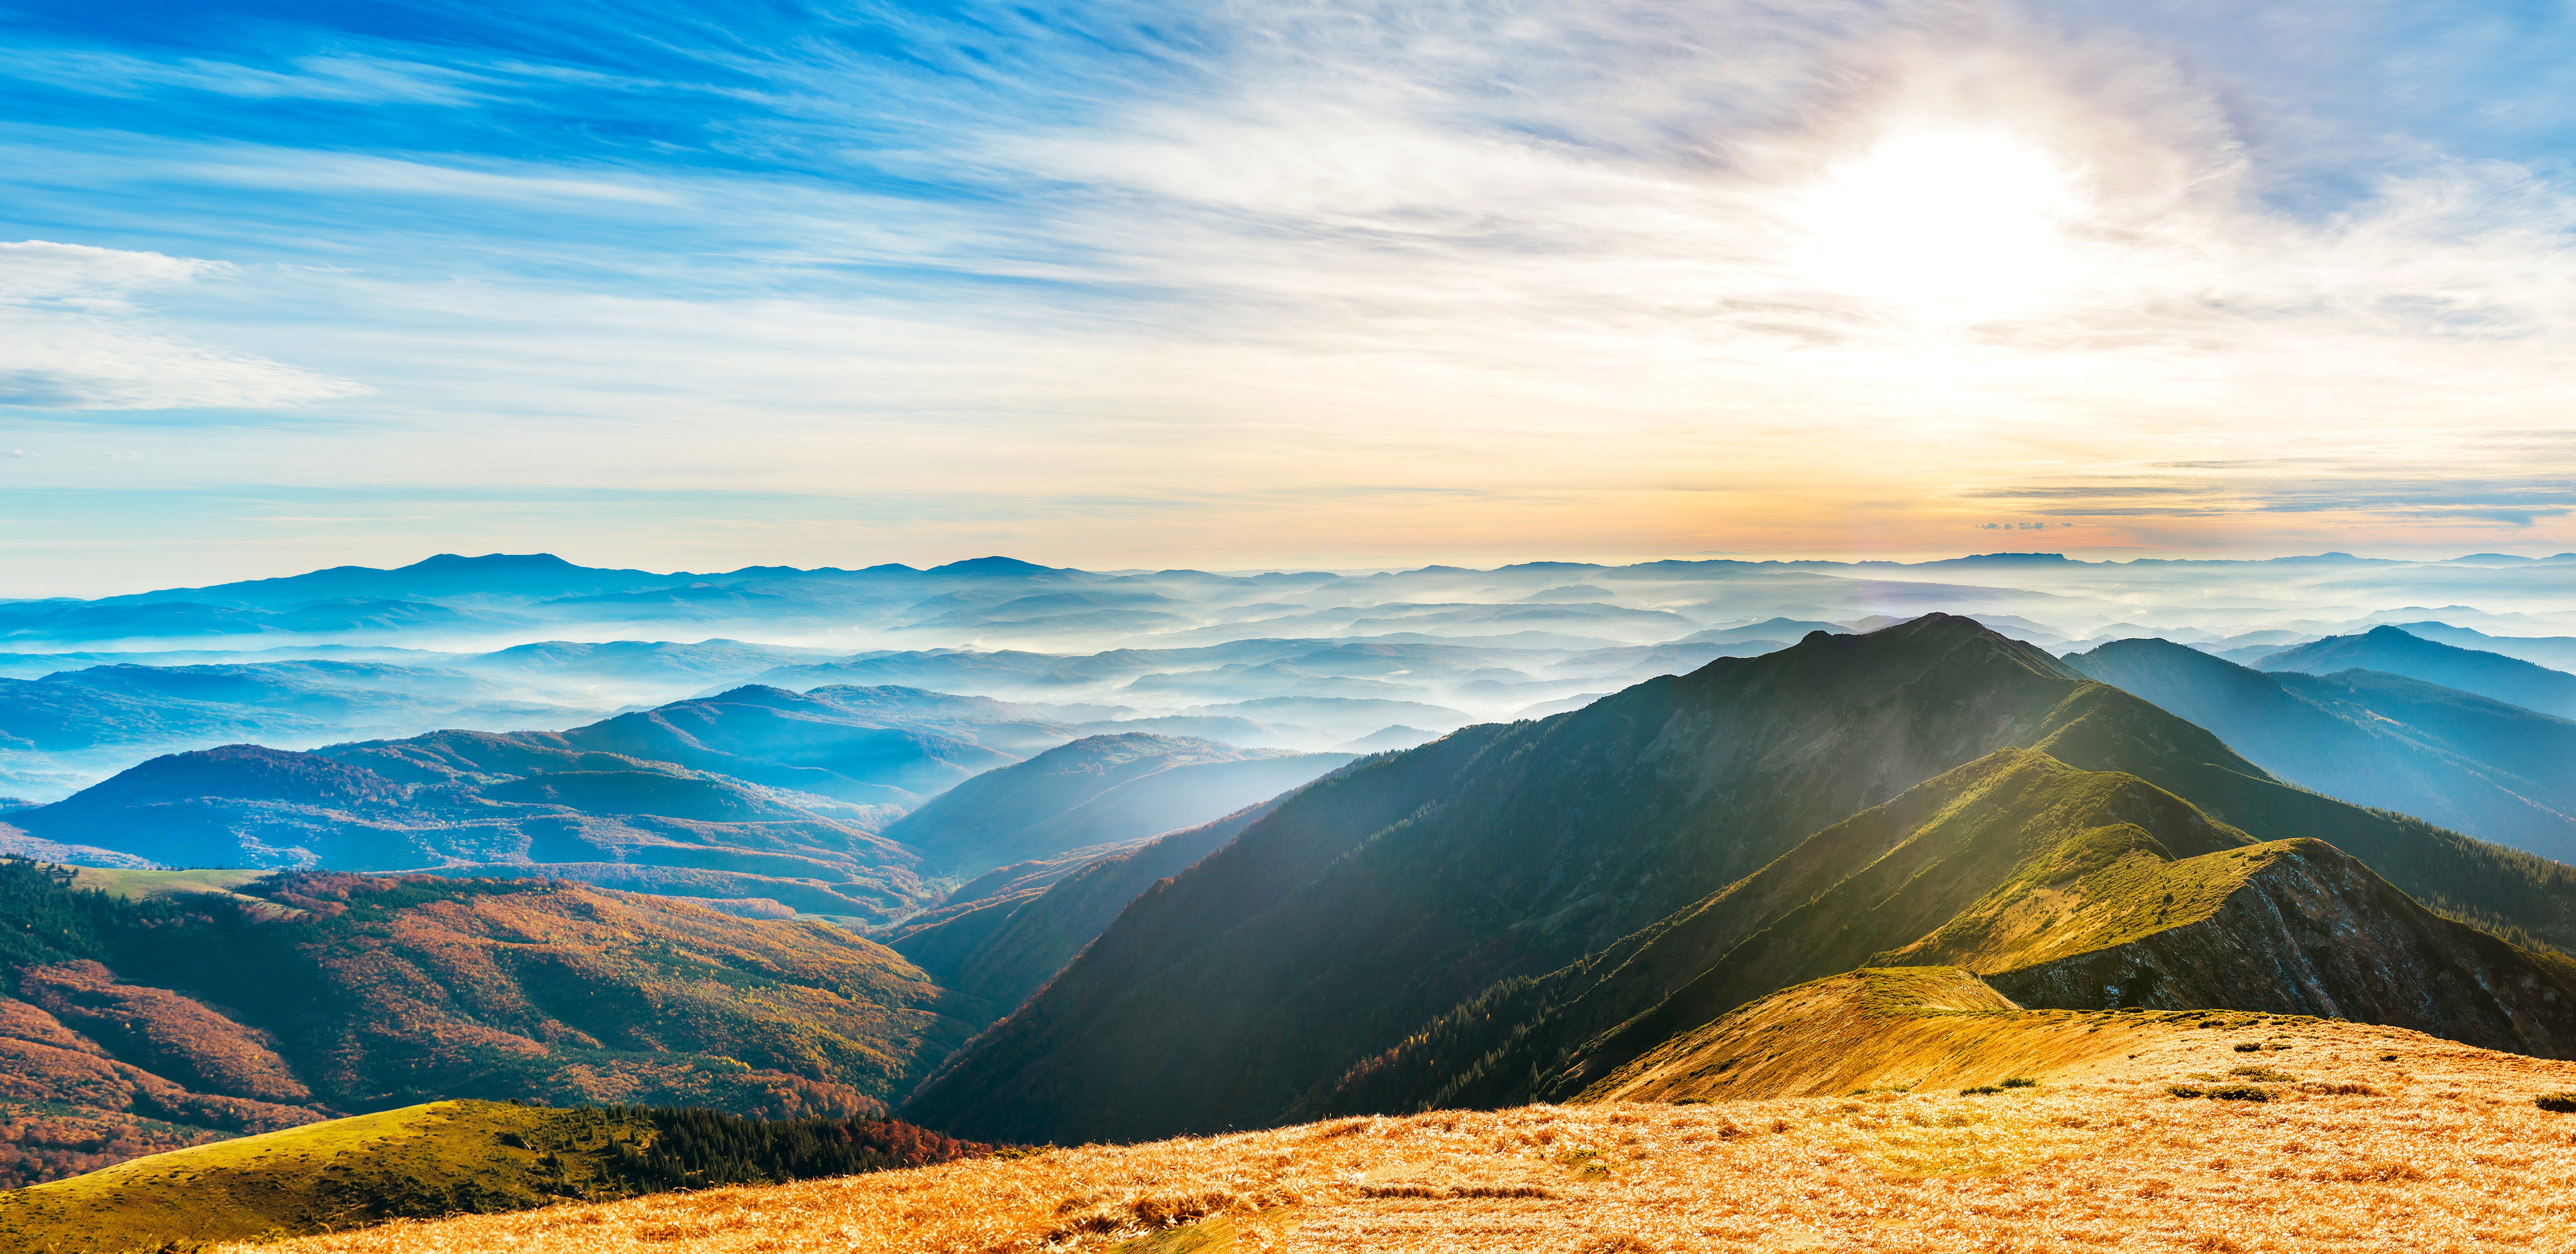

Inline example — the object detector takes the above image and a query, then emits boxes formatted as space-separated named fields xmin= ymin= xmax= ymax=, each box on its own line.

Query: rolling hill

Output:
xmin=3 ymin=743 xmax=936 ymax=921
xmin=0 ymin=1099 xmax=990 ymax=1253
xmin=528 ymin=685 xmax=1020 ymax=806
xmin=0 ymin=857 xmax=985 ymax=1189
xmin=0 ymin=683 xmax=1131 ymax=921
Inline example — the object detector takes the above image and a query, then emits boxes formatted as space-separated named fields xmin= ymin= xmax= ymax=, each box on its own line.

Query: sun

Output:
xmin=1788 ymin=128 xmax=2083 ymax=322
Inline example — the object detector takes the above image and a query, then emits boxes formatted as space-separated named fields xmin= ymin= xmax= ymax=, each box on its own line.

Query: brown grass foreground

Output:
xmin=228 ymin=1016 xmax=2576 ymax=1254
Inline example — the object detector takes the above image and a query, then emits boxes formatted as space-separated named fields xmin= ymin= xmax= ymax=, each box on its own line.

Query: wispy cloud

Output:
xmin=4 ymin=0 xmax=2576 ymax=582
xmin=0 ymin=49 xmax=496 ymax=105
xmin=0 ymin=241 xmax=368 ymax=410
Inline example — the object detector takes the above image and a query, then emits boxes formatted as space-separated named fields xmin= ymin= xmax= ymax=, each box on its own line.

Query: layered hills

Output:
xmin=0 ymin=685 xmax=1121 ymax=922
xmin=2066 ymin=636 xmax=2576 ymax=860
xmin=2256 ymin=624 xmax=2576 ymax=719
xmin=902 ymin=615 xmax=2576 ymax=1144
xmin=4 ymin=740 xmax=935 ymax=922
xmin=879 ymin=733 xmax=1352 ymax=877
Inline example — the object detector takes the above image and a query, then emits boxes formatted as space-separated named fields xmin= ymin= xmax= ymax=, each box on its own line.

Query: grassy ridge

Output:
xmin=1577 ymin=967 xmax=2191 ymax=1102
xmin=0 ymin=1100 xmax=994 ymax=1253
xmin=206 ymin=1014 xmax=2576 ymax=1254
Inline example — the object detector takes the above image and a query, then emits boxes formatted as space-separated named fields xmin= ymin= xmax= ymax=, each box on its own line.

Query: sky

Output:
xmin=5 ymin=0 xmax=2576 ymax=595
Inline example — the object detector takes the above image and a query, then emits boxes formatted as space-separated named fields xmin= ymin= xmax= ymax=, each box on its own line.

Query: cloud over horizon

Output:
xmin=4 ymin=0 xmax=2576 ymax=591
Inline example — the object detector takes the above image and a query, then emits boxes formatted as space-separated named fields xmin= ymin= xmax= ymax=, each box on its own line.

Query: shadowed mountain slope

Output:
xmin=890 ymin=802 xmax=1282 ymax=1021
xmin=902 ymin=615 xmax=2576 ymax=1144
xmin=2257 ymin=626 xmax=2576 ymax=719
xmin=1324 ymin=749 xmax=2576 ymax=1120
xmin=2065 ymin=637 xmax=2576 ymax=860
xmin=877 ymin=734 xmax=1352 ymax=876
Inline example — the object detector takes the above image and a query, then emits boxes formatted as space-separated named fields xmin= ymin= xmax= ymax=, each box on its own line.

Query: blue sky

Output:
xmin=6 ymin=0 xmax=2576 ymax=594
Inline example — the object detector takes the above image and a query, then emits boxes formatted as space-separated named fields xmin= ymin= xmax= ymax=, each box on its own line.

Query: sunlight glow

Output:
xmin=1789 ymin=129 xmax=2083 ymax=322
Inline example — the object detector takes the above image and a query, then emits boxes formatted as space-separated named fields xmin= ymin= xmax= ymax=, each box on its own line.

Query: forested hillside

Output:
xmin=0 ymin=860 xmax=981 ymax=1187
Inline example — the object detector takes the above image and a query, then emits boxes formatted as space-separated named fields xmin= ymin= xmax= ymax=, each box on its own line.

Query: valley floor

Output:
xmin=226 ymin=1015 xmax=2576 ymax=1253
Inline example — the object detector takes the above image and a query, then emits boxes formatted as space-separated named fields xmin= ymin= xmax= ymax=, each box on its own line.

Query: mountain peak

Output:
xmin=400 ymin=553 xmax=581 ymax=573
xmin=928 ymin=556 xmax=1057 ymax=576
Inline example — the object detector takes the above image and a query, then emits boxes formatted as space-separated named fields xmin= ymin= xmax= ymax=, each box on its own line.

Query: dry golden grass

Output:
xmin=228 ymin=1016 xmax=2576 ymax=1254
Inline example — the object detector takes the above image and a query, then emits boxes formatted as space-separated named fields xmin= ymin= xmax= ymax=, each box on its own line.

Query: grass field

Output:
xmin=216 ymin=1005 xmax=2576 ymax=1252
xmin=0 ymin=1101 xmax=647 ymax=1253
xmin=68 ymin=867 xmax=274 ymax=907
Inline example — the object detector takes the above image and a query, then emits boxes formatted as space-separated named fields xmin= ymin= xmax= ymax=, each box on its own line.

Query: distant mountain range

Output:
xmin=2254 ymin=624 xmax=2576 ymax=719
xmin=2066 ymin=637 xmax=2576 ymax=860
xmin=0 ymin=686 xmax=1356 ymax=926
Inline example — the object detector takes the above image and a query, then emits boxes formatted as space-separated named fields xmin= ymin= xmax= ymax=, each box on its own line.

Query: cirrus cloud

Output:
xmin=0 ymin=240 xmax=368 ymax=411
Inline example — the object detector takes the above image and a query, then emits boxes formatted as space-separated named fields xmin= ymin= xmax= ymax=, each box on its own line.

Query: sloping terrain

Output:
xmin=2066 ymin=636 xmax=2576 ymax=859
xmin=902 ymin=616 xmax=2576 ymax=1144
xmin=0 ymin=1100 xmax=990 ymax=1254
xmin=0 ymin=858 xmax=986 ymax=1186
xmin=879 ymin=734 xmax=1351 ymax=875
xmin=1313 ymin=749 xmax=2576 ymax=1119
xmin=893 ymin=803 xmax=1282 ymax=1019
xmin=2257 ymin=625 xmax=2576 ymax=718
xmin=225 ymin=1009 xmax=2576 ymax=1254
xmin=1576 ymin=967 xmax=2089 ymax=1103
xmin=2394 ymin=620 xmax=2576 ymax=670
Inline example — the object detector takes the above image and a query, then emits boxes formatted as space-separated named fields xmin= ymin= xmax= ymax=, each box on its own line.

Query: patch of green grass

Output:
xmin=0 ymin=1100 xmax=987 ymax=1253
xmin=2536 ymin=1093 xmax=2576 ymax=1114
xmin=0 ymin=1101 xmax=586 ymax=1254
xmin=1999 ymin=1076 xmax=2038 ymax=1089
xmin=68 ymin=867 xmax=270 ymax=902
xmin=1959 ymin=1085 xmax=2004 ymax=1096
xmin=2167 ymin=1081 xmax=2269 ymax=1100
xmin=2229 ymin=1065 xmax=2295 ymax=1083
xmin=1110 ymin=1214 xmax=1240 ymax=1253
